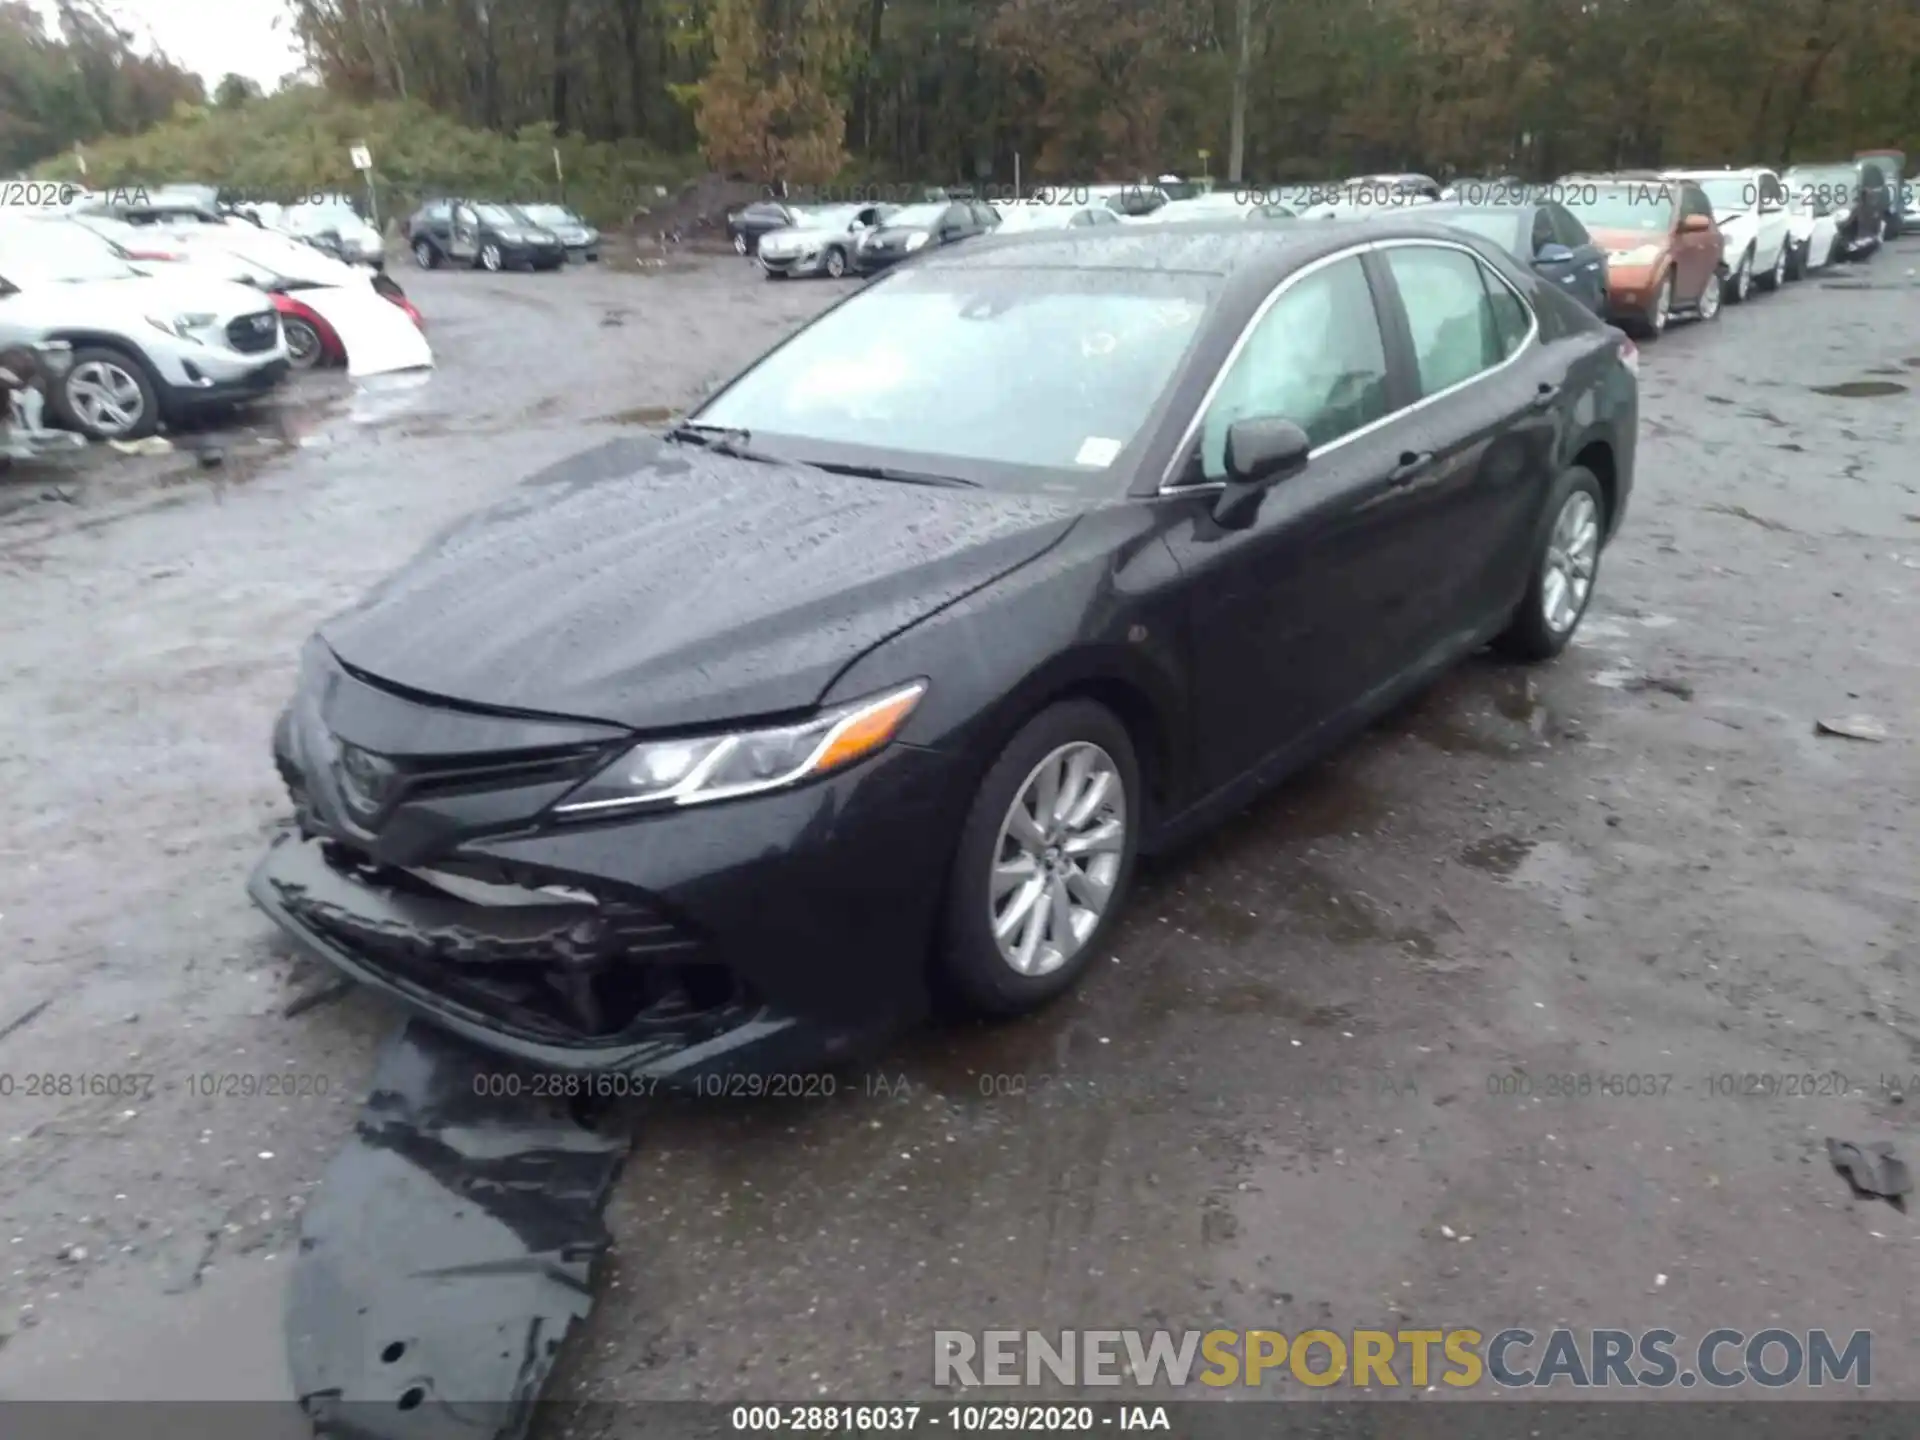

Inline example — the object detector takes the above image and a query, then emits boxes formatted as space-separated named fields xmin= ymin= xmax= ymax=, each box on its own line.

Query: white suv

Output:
xmin=0 ymin=216 xmax=289 ymax=440
xmin=1663 ymin=168 xmax=1793 ymax=302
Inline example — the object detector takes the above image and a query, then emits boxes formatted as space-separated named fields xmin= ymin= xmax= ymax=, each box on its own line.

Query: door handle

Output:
xmin=1527 ymin=382 xmax=1561 ymax=412
xmin=1387 ymin=451 xmax=1434 ymax=486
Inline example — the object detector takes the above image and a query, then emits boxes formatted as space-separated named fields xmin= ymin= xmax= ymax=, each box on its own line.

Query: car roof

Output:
xmin=916 ymin=216 xmax=1498 ymax=279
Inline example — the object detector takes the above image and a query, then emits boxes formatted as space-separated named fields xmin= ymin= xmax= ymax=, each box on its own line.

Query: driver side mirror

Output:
xmin=1212 ymin=418 xmax=1311 ymax=529
xmin=1681 ymin=213 xmax=1713 ymax=233
xmin=1535 ymin=242 xmax=1576 ymax=264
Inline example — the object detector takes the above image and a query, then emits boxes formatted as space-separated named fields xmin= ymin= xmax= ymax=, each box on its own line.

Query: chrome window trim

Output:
xmin=1155 ymin=236 xmax=1540 ymax=496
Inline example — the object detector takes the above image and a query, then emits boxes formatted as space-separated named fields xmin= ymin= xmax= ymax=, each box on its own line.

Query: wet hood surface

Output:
xmin=319 ymin=436 xmax=1081 ymax=730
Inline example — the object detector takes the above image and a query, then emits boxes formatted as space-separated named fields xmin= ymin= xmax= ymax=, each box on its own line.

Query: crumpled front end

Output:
xmin=252 ymin=642 xmax=949 ymax=1076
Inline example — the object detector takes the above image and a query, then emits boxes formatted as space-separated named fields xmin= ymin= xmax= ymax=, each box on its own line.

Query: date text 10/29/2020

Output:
xmin=729 ymin=1406 xmax=1168 ymax=1432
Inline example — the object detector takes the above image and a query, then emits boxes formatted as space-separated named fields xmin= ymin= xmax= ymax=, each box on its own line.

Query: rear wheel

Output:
xmin=1785 ymin=239 xmax=1806 ymax=281
xmin=824 ymin=246 xmax=848 ymax=279
xmin=939 ymin=701 xmax=1140 ymax=1016
xmin=1494 ymin=467 xmax=1606 ymax=662
xmin=733 ymin=232 xmax=748 ymax=255
xmin=411 ymin=238 xmax=438 ymax=269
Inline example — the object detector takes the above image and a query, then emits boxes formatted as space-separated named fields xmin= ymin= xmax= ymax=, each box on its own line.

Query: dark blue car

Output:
xmin=1420 ymin=201 xmax=1609 ymax=317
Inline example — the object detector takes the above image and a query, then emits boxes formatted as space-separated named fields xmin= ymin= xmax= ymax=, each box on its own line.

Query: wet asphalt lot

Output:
xmin=0 ymin=241 xmax=1916 ymax=1408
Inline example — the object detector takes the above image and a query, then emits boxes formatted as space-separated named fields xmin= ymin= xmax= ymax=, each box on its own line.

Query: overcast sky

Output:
xmin=36 ymin=0 xmax=309 ymax=89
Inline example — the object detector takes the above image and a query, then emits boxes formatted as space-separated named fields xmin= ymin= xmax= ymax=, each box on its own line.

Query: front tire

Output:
xmin=478 ymin=242 xmax=503 ymax=272
xmin=1759 ymin=241 xmax=1787 ymax=291
xmin=283 ymin=316 xmax=324 ymax=370
xmin=1493 ymin=467 xmax=1606 ymax=662
xmin=1728 ymin=247 xmax=1754 ymax=302
xmin=939 ymin=701 xmax=1140 ymax=1016
xmin=412 ymin=238 xmax=438 ymax=270
xmin=1637 ymin=271 xmax=1673 ymax=337
xmin=57 ymin=347 xmax=160 ymax=441
xmin=824 ymin=246 xmax=848 ymax=279
xmin=733 ymin=232 xmax=748 ymax=256
xmin=1696 ymin=265 xmax=1723 ymax=321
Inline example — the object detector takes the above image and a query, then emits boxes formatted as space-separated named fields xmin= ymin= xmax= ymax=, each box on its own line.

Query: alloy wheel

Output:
xmin=480 ymin=243 xmax=502 ymax=272
xmin=1698 ymin=271 xmax=1722 ymax=320
xmin=733 ymin=233 xmax=748 ymax=255
xmin=284 ymin=317 xmax=322 ymax=369
xmin=989 ymin=742 xmax=1127 ymax=977
xmin=1771 ymin=246 xmax=1787 ymax=287
xmin=413 ymin=239 xmax=434 ymax=268
xmin=1651 ymin=274 xmax=1672 ymax=334
xmin=825 ymin=248 xmax=846 ymax=278
xmin=1540 ymin=490 xmax=1600 ymax=635
xmin=1734 ymin=252 xmax=1752 ymax=301
xmin=65 ymin=360 xmax=145 ymax=438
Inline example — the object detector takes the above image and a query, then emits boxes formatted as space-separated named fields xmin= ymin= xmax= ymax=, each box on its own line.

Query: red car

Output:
xmin=273 ymin=274 xmax=425 ymax=370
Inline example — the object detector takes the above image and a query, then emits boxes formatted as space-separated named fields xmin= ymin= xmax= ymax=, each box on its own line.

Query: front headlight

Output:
xmin=904 ymin=231 xmax=930 ymax=251
xmin=1607 ymin=245 xmax=1661 ymax=266
xmin=552 ymin=681 xmax=927 ymax=817
xmin=145 ymin=312 xmax=217 ymax=340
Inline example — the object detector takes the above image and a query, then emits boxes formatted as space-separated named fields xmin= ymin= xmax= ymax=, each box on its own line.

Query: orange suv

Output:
xmin=1553 ymin=175 xmax=1725 ymax=337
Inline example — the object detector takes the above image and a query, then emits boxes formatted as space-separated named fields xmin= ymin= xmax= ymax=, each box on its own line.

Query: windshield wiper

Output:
xmin=805 ymin=459 xmax=979 ymax=489
xmin=663 ymin=422 xmax=778 ymax=463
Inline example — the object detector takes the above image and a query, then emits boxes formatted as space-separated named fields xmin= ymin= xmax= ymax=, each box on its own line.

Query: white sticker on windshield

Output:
xmin=1075 ymin=436 xmax=1123 ymax=467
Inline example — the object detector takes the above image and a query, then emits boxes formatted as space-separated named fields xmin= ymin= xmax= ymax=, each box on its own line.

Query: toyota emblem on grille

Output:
xmin=332 ymin=738 xmax=398 ymax=819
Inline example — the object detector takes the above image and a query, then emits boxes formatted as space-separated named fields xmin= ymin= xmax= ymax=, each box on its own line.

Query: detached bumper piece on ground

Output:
xmin=288 ymin=1019 xmax=630 ymax=1440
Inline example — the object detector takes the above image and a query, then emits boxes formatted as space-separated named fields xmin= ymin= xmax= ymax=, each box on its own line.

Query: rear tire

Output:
xmin=1636 ymin=271 xmax=1673 ymax=338
xmin=282 ymin=316 xmax=324 ymax=370
xmin=1493 ymin=467 xmax=1606 ymax=662
xmin=1785 ymin=240 xmax=1806 ymax=280
xmin=939 ymin=700 xmax=1140 ymax=1016
xmin=412 ymin=238 xmax=438 ymax=269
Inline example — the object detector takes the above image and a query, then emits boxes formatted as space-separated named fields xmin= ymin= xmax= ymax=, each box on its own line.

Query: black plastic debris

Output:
xmin=1826 ymin=1138 xmax=1911 ymax=1210
xmin=288 ymin=1019 xmax=630 ymax=1439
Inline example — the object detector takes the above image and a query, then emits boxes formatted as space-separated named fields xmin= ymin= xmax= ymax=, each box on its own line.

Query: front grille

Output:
xmin=227 ymin=311 xmax=280 ymax=353
xmin=288 ymin=841 xmax=751 ymax=1046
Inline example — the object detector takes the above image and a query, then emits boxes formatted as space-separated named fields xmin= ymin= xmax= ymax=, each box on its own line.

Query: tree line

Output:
xmin=0 ymin=1 xmax=204 ymax=175
xmin=287 ymin=0 xmax=1920 ymax=185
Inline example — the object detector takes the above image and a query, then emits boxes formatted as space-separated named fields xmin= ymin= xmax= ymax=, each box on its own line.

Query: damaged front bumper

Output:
xmin=250 ymin=646 xmax=957 ymax=1077
xmin=251 ymin=834 xmax=895 ymax=1079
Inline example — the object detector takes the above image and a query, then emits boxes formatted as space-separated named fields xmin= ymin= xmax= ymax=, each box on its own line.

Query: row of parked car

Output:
xmin=726 ymin=153 xmax=1913 ymax=342
xmin=0 ymin=187 xmax=433 ymax=442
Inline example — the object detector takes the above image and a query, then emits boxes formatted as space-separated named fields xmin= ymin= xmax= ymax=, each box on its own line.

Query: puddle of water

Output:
xmin=0 ymin=1254 xmax=299 ymax=1406
xmin=348 ymin=370 xmax=436 ymax=425
xmin=1811 ymin=380 xmax=1908 ymax=398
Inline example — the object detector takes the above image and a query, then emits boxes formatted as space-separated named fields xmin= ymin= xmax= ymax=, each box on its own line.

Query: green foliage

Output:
xmin=30 ymin=85 xmax=703 ymax=226
xmin=0 ymin=0 xmax=204 ymax=174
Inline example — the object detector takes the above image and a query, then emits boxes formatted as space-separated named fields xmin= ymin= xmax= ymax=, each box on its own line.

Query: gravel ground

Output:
xmin=0 ymin=243 xmax=1914 ymax=1409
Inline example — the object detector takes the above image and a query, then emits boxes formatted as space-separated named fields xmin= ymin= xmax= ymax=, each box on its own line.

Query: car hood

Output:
xmin=318 ymin=436 xmax=1081 ymax=731
xmin=2 ymin=271 xmax=267 ymax=322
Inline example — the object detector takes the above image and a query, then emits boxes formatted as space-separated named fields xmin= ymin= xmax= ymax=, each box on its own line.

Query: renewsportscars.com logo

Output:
xmin=933 ymin=1328 xmax=1872 ymax=1390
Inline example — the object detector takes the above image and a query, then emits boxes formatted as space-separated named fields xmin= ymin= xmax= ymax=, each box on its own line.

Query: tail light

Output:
xmin=1615 ymin=331 xmax=1639 ymax=378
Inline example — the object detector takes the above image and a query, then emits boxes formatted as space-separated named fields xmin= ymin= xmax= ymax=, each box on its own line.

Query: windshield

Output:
xmin=884 ymin=203 xmax=949 ymax=230
xmin=1159 ymin=180 xmax=1202 ymax=201
xmin=288 ymin=202 xmax=364 ymax=230
xmin=519 ymin=205 xmax=580 ymax=226
xmin=0 ymin=220 xmax=142 ymax=283
xmin=473 ymin=204 xmax=521 ymax=227
xmin=693 ymin=265 xmax=1216 ymax=483
xmin=1432 ymin=209 xmax=1524 ymax=252
xmin=1563 ymin=185 xmax=1671 ymax=232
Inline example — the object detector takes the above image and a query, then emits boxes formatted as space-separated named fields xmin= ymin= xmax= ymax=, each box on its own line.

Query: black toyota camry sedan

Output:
xmin=251 ymin=219 xmax=1638 ymax=1080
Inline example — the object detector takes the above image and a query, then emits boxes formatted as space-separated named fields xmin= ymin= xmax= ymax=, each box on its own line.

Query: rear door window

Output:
xmin=1549 ymin=203 xmax=1590 ymax=248
xmin=1382 ymin=244 xmax=1506 ymax=395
